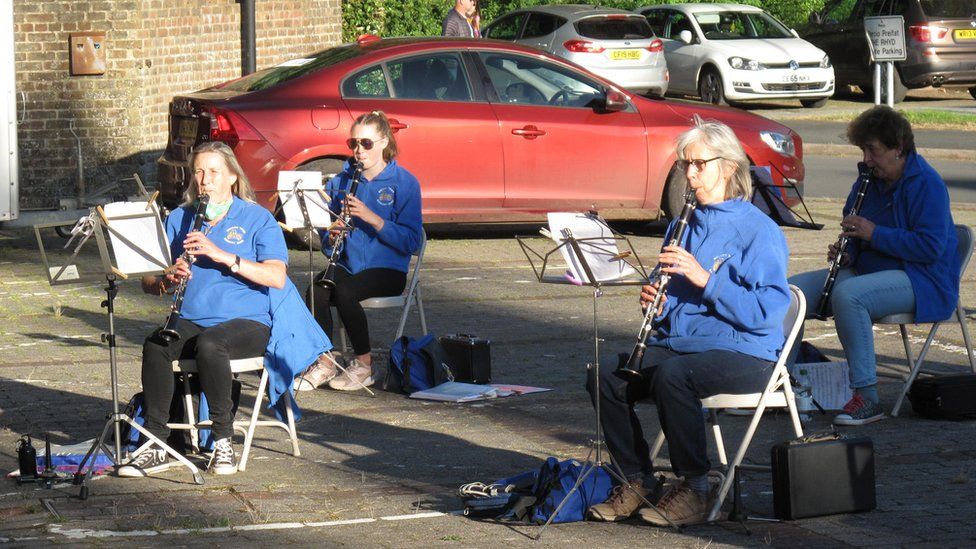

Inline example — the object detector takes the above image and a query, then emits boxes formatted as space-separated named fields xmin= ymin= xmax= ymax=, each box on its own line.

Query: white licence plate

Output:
xmin=781 ymin=74 xmax=811 ymax=83
xmin=178 ymin=119 xmax=198 ymax=141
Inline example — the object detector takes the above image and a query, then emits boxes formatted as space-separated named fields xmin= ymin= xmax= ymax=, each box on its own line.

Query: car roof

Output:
xmin=640 ymin=3 xmax=764 ymax=14
xmin=515 ymin=4 xmax=646 ymax=19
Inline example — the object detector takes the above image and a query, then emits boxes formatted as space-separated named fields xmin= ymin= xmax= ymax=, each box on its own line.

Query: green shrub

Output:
xmin=341 ymin=0 xmax=828 ymax=43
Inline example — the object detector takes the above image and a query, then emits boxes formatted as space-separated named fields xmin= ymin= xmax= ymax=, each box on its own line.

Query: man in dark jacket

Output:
xmin=442 ymin=0 xmax=476 ymax=37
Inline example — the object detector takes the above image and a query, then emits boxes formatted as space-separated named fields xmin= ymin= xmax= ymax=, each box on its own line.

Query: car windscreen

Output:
xmin=919 ymin=0 xmax=976 ymax=17
xmin=218 ymin=45 xmax=365 ymax=92
xmin=574 ymin=16 xmax=654 ymax=40
xmin=694 ymin=11 xmax=793 ymax=40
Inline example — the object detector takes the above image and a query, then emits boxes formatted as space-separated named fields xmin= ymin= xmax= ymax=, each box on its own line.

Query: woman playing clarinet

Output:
xmin=586 ymin=117 xmax=790 ymax=527
xmin=296 ymin=111 xmax=423 ymax=392
xmin=122 ymin=141 xmax=289 ymax=478
xmin=789 ymin=106 xmax=959 ymax=427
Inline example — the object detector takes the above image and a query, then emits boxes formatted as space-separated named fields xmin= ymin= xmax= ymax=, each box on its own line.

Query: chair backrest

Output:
xmin=763 ymin=285 xmax=807 ymax=395
xmin=956 ymin=224 xmax=974 ymax=278
xmin=403 ymin=228 xmax=427 ymax=299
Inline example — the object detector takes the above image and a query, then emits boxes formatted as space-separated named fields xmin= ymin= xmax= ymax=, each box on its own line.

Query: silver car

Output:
xmin=483 ymin=5 xmax=669 ymax=97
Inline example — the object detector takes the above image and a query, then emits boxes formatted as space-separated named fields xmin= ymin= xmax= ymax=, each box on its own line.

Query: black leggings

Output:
xmin=306 ymin=267 xmax=406 ymax=356
xmin=141 ymin=318 xmax=270 ymax=441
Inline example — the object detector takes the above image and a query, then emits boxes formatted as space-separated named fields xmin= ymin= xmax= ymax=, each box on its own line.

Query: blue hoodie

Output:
xmin=649 ymin=199 xmax=791 ymax=362
xmin=845 ymin=152 xmax=959 ymax=323
xmin=320 ymin=159 xmax=423 ymax=274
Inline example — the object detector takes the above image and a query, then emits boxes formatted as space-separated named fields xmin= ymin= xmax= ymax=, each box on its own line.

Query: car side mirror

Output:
xmin=602 ymin=89 xmax=628 ymax=112
xmin=679 ymin=30 xmax=693 ymax=44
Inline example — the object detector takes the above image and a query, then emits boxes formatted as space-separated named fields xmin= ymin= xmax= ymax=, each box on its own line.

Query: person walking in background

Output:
xmin=442 ymin=0 xmax=477 ymax=37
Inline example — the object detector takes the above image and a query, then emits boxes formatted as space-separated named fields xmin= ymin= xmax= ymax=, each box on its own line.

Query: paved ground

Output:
xmin=2 ymin=197 xmax=976 ymax=547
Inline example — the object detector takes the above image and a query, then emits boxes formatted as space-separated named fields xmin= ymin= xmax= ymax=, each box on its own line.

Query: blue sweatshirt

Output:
xmin=320 ymin=159 xmax=423 ymax=274
xmin=649 ymin=199 xmax=791 ymax=362
xmin=845 ymin=152 xmax=959 ymax=323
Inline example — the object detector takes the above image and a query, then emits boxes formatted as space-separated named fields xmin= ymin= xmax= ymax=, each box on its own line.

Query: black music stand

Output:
xmin=276 ymin=173 xmax=333 ymax=312
xmin=516 ymin=214 xmax=678 ymax=536
xmin=34 ymin=201 xmax=205 ymax=499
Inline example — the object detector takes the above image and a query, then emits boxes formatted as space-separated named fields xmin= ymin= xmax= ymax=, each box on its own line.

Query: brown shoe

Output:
xmin=587 ymin=480 xmax=651 ymax=522
xmin=294 ymin=353 xmax=338 ymax=391
xmin=638 ymin=483 xmax=710 ymax=526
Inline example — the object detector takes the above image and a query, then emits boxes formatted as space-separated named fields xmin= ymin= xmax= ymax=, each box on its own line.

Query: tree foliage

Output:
xmin=341 ymin=0 xmax=829 ymax=42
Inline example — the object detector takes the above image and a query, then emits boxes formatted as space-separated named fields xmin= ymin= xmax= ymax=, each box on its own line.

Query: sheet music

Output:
xmin=102 ymin=201 xmax=170 ymax=275
xmin=278 ymin=171 xmax=333 ymax=229
xmin=546 ymin=212 xmax=636 ymax=284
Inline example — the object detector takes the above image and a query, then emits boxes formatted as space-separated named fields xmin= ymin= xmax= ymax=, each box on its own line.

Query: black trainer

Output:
xmin=208 ymin=437 xmax=237 ymax=475
xmin=117 ymin=447 xmax=169 ymax=478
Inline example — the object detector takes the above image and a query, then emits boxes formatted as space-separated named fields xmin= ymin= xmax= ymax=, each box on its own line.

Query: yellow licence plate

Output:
xmin=610 ymin=49 xmax=641 ymax=60
xmin=955 ymin=29 xmax=976 ymax=40
xmin=178 ymin=119 xmax=198 ymax=141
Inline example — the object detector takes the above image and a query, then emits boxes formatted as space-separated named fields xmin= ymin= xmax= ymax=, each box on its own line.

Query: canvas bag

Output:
xmin=386 ymin=334 xmax=454 ymax=393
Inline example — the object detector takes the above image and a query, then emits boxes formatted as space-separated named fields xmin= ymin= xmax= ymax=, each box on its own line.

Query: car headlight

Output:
xmin=820 ymin=55 xmax=832 ymax=69
xmin=728 ymin=56 xmax=766 ymax=71
xmin=760 ymin=131 xmax=796 ymax=156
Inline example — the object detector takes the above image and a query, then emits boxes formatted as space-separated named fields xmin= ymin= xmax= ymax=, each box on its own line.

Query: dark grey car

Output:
xmin=802 ymin=0 xmax=976 ymax=102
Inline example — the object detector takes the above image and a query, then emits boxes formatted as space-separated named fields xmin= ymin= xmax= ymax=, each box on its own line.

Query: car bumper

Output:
xmin=900 ymin=52 xmax=976 ymax=88
xmin=723 ymin=68 xmax=835 ymax=101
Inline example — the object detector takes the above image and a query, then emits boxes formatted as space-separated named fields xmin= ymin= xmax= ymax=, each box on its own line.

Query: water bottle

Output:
xmin=794 ymin=369 xmax=814 ymax=423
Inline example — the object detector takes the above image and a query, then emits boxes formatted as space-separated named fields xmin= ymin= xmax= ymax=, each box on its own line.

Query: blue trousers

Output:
xmin=788 ymin=268 xmax=915 ymax=389
xmin=587 ymin=347 xmax=772 ymax=480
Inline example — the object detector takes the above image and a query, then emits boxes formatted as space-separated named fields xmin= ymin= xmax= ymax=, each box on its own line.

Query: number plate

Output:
xmin=781 ymin=74 xmax=811 ymax=83
xmin=955 ymin=29 xmax=976 ymax=40
xmin=178 ymin=119 xmax=198 ymax=141
xmin=610 ymin=49 xmax=641 ymax=61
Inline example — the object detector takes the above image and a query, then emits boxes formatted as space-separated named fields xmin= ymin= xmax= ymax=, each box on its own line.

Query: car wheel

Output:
xmin=969 ymin=87 xmax=976 ymax=100
xmin=698 ymin=68 xmax=727 ymax=106
xmin=283 ymin=158 xmax=345 ymax=251
xmin=663 ymin=167 xmax=689 ymax=221
xmin=800 ymin=97 xmax=828 ymax=108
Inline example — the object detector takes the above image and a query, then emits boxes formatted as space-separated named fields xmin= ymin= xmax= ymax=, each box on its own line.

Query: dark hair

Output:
xmin=353 ymin=110 xmax=398 ymax=162
xmin=847 ymin=105 xmax=915 ymax=155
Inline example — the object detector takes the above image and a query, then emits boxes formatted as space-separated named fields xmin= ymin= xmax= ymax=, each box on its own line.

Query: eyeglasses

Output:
xmin=346 ymin=138 xmax=379 ymax=151
xmin=677 ymin=157 xmax=723 ymax=171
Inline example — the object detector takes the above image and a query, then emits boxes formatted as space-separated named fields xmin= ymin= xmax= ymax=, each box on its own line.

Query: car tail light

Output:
xmin=563 ymin=40 xmax=605 ymax=54
xmin=203 ymin=107 xmax=262 ymax=148
xmin=647 ymin=39 xmax=663 ymax=52
xmin=908 ymin=25 xmax=948 ymax=42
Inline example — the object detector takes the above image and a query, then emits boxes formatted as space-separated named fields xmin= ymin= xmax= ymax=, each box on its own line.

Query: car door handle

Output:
xmin=388 ymin=118 xmax=408 ymax=133
xmin=512 ymin=125 xmax=546 ymax=139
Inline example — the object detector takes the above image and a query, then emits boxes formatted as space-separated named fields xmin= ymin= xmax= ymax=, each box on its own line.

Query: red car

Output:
xmin=158 ymin=36 xmax=804 ymax=223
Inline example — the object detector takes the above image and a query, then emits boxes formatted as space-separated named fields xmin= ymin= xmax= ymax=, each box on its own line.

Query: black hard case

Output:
xmin=439 ymin=334 xmax=491 ymax=384
xmin=908 ymin=374 xmax=976 ymax=420
xmin=771 ymin=434 xmax=876 ymax=520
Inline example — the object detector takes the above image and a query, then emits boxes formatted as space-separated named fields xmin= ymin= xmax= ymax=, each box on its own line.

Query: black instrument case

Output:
xmin=439 ymin=334 xmax=491 ymax=384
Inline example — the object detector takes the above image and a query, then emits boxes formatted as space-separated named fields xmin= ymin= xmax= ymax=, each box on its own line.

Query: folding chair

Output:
xmin=877 ymin=224 xmax=976 ymax=417
xmin=649 ymin=285 xmax=806 ymax=522
xmin=168 ymin=357 xmax=301 ymax=472
xmin=336 ymin=229 xmax=428 ymax=353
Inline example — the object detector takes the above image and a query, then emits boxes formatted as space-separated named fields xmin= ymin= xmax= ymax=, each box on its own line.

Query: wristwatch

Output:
xmin=230 ymin=255 xmax=241 ymax=273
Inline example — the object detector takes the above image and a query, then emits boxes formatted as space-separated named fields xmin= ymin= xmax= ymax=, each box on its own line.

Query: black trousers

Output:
xmin=142 ymin=318 xmax=270 ymax=441
xmin=306 ymin=267 xmax=406 ymax=356
xmin=587 ymin=346 xmax=772 ymax=480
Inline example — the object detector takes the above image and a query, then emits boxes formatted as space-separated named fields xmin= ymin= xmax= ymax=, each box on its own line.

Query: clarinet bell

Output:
xmin=616 ymin=352 xmax=643 ymax=379
xmin=313 ymin=269 xmax=336 ymax=289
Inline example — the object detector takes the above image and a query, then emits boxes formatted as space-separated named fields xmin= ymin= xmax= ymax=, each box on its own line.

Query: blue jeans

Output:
xmin=789 ymin=268 xmax=915 ymax=389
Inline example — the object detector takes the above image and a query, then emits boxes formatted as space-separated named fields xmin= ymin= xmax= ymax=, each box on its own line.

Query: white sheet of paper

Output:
xmin=798 ymin=361 xmax=853 ymax=411
xmin=278 ymin=171 xmax=333 ymax=229
xmin=102 ymin=201 xmax=170 ymax=275
xmin=546 ymin=212 xmax=636 ymax=284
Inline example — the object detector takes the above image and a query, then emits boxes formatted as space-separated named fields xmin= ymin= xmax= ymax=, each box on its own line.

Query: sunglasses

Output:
xmin=346 ymin=137 xmax=381 ymax=151
xmin=677 ymin=157 xmax=723 ymax=171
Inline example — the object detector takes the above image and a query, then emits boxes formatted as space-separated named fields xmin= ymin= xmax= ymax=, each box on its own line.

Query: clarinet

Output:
xmin=814 ymin=164 xmax=872 ymax=320
xmin=159 ymin=194 xmax=210 ymax=342
xmin=315 ymin=161 xmax=363 ymax=289
xmin=618 ymin=190 xmax=698 ymax=376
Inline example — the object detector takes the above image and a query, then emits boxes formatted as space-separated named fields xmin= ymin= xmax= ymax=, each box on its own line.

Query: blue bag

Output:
xmin=528 ymin=457 xmax=614 ymax=524
xmin=386 ymin=334 xmax=454 ymax=394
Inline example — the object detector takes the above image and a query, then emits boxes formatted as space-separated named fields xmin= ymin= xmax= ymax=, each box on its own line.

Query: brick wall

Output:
xmin=13 ymin=0 xmax=341 ymax=210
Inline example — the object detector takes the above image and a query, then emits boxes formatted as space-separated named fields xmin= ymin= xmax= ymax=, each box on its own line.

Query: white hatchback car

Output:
xmin=637 ymin=3 xmax=834 ymax=107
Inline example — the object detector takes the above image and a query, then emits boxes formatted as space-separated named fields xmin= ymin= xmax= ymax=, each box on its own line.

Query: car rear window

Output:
xmin=920 ymin=0 xmax=976 ymax=17
xmin=575 ymin=16 xmax=654 ymax=40
xmin=219 ymin=45 xmax=365 ymax=92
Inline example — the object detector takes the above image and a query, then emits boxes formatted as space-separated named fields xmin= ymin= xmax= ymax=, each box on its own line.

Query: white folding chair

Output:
xmin=336 ymin=228 xmax=428 ymax=353
xmin=877 ymin=224 xmax=975 ymax=417
xmin=168 ymin=357 xmax=300 ymax=472
xmin=649 ymin=285 xmax=806 ymax=522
